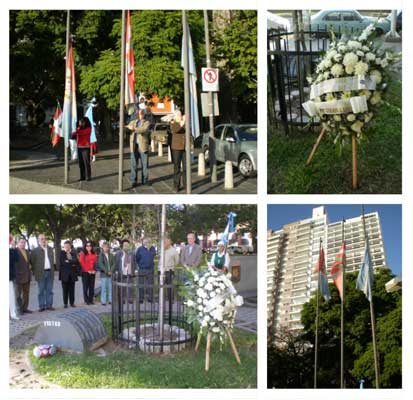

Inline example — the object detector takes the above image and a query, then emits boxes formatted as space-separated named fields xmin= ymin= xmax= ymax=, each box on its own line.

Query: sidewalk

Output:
xmin=10 ymin=145 xmax=257 ymax=194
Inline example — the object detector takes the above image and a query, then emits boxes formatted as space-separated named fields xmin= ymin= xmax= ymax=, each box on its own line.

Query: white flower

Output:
xmin=199 ymin=279 xmax=205 ymax=286
xmin=324 ymin=59 xmax=332 ymax=68
xmin=197 ymin=298 xmax=203 ymax=304
xmin=205 ymin=283 xmax=213 ymax=291
xmin=201 ymin=320 xmax=208 ymax=327
xmin=196 ymin=288 xmax=205 ymax=298
xmin=211 ymin=308 xmax=224 ymax=321
xmin=365 ymin=52 xmax=376 ymax=62
xmin=307 ymin=76 xmax=313 ymax=84
xmin=186 ymin=299 xmax=194 ymax=307
xmin=333 ymin=53 xmax=343 ymax=62
xmin=356 ymin=50 xmax=364 ymax=57
xmin=343 ymin=53 xmax=358 ymax=68
xmin=331 ymin=63 xmax=344 ymax=77
xmin=345 ymin=64 xmax=355 ymax=74
xmin=338 ymin=44 xmax=347 ymax=53
xmin=210 ymin=292 xmax=216 ymax=298
xmin=326 ymin=49 xmax=337 ymax=59
xmin=204 ymin=315 xmax=211 ymax=322
xmin=198 ymin=305 xmax=204 ymax=311
xmin=333 ymin=115 xmax=342 ymax=122
xmin=370 ymin=91 xmax=382 ymax=105
xmin=346 ymin=114 xmax=356 ymax=122
xmin=359 ymin=89 xmax=371 ymax=99
xmin=326 ymin=93 xmax=335 ymax=101
xmin=364 ymin=112 xmax=373 ymax=123
xmin=370 ymin=70 xmax=382 ymax=84
xmin=380 ymin=59 xmax=389 ymax=68
xmin=203 ymin=299 xmax=209 ymax=305
xmin=354 ymin=61 xmax=369 ymax=76
xmin=351 ymin=120 xmax=364 ymax=133
xmin=348 ymin=40 xmax=362 ymax=50
xmin=212 ymin=327 xmax=220 ymax=333
xmin=234 ymin=295 xmax=244 ymax=307
xmin=362 ymin=46 xmax=370 ymax=52
xmin=323 ymin=71 xmax=330 ymax=80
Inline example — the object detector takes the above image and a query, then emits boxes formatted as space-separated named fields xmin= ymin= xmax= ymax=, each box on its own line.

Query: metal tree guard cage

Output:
xmin=111 ymin=268 xmax=194 ymax=353
xmin=267 ymin=24 xmax=361 ymax=135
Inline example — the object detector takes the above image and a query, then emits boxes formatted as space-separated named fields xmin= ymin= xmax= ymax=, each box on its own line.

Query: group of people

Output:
xmin=70 ymin=108 xmax=189 ymax=191
xmin=9 ymin=232 xmax=231 ymax=320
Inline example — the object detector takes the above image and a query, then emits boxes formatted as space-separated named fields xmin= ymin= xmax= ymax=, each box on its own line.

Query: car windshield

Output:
xmin=237 ymin=125 xmax=257 ymax=141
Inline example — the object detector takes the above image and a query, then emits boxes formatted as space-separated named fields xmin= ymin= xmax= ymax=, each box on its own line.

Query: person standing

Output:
xmin=79 ymin=241 xmax=97 ymax=305
xmin=160 ymin=237 xmax=179 ymax=305
xmin=136 ymin=238 xmax=156 ymax=302
xmin=208 ymin=241 xmax=230 ymax=273
xmin=97 ymin=241 xmax=115 ymax=305
xmin=115 ymin=239 xmax=135 ymax=302
xmin=71 ymin=117 xmax=92 ymax=182
xmin=9 ymin=235 xmax=19 ymax=320
xmin=15 ymin=238 xmax=32 ymax=314
xmin=180 ymin=232 xmax=202 ymax=268
xmin=59 ymin=240 xmax=80 ymax=308
xmin=30 ymin=234 xmax=56 ymax=312
xmin=170 ymin=111 xmax=187 ymax=192
xmin=127 ymin=109 xmax=151 ymax=188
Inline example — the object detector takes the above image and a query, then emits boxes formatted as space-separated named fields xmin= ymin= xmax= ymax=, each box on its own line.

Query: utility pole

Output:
xmin=203 ymin=10 xmax=217 ymax=183
xmin=182 ymin=11 xmax=192 ymax=194
xmin=118 ymin=10 xmax=126 ymax=193
xmin=64 ymin=10 xmax=70 ymax=185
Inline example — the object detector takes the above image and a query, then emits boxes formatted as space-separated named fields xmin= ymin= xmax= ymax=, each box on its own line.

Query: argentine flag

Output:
xmin=356 ymin=246 xmax=374 ymax=302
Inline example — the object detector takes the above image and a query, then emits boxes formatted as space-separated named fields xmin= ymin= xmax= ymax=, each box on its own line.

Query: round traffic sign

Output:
xmin=203 ymin=68 xmax=218 ymax=84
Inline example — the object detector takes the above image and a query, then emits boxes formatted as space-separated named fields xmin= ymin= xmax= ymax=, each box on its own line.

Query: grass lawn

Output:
xmin=267 ymin=79 xmax=401 ymax=194
xmin=29 ymin=328 xmax=256 ymax=388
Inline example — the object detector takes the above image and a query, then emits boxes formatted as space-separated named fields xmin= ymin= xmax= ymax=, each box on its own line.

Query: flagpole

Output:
xmin=182 ymin=11 xmax=192 ymax=194
xmin=118 ymin=10 xmax=126 ymax=193
xmin=314 ymin=237 xmax=321 ymax=389
xmin=361 ymin=205 xmax=380 ymax=388
xmin=203 ymin=10 xmax=217 ymax=183
xmin=340 ymin=218 xmax=345 ymax=388
xmin=64 ymin=10 xmax=70 ymax=185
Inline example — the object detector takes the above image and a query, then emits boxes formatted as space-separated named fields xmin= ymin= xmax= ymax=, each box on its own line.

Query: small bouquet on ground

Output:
xmin=184 ymin=268 xmax=244 ymax=344
xmin=303 ymin=24 xmax=400 ymax=149
xmin=33 ymin=344 xmax=57 ymax=358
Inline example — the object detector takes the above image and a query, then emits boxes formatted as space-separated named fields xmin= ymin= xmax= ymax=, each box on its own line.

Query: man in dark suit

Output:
xmin=30 ymin=234 xmax=56 ymax=312
xmin=15 ymin=238 xmax=32 ymax=314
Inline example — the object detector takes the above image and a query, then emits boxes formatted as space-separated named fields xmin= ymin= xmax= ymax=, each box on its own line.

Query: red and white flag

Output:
xmin=124 ymin=10 xmax=135 ymax=115
xmin=331 ymin=242 xmax=346 ymax=300
xmin=51 ymin=101 xmax=62 ymax=147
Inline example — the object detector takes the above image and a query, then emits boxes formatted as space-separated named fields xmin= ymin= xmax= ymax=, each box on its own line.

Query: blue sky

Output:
xmin=267 ymin=204 xmax=402 ymax=276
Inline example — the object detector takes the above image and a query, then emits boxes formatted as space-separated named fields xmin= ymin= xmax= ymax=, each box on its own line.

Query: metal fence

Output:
xmin=111 ymin=269 xmax=193 ymax=353
xmin=268 ymin=25 xmax=363 ymax=135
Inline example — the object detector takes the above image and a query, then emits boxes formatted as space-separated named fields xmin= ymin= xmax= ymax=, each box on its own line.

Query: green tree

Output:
xmin=300 ymin=269 xmax=401 ymax=388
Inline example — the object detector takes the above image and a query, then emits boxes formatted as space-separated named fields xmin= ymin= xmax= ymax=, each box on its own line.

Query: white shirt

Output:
xmin=43 ymin=246 xmax=51 ymax=270
xmin=160 ymin=247 xmax=180 ymax=272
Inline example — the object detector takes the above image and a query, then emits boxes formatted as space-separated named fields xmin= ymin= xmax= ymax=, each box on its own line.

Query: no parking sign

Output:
xmin=202 ymin=67 xmax=219 ymax=92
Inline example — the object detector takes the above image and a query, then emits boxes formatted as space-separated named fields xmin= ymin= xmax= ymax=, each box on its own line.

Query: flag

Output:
xmin=356 ymin=246 xmax=374 ymax=302
xmin=181 ymin=18 xmax=200 ymax=138
xmin=125 ymin=10 xmax=135 ymax=115
xmin=221 ymin=211 xmax=237 ymax=244
xmin=61 ymin=37 xmax=77 ymax=148
xmin=85 ymin=103 xmax=96 ymax=144
xmin=331 ymin=242 xmax=346 ymax=300
xmin=51 ymin=101 xmax=62 ymax=147
xmin=313 ymin=247 xmax=331 ymax=301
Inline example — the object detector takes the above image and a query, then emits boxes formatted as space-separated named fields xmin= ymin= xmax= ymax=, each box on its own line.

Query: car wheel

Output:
xmin=238 ymin=154 xmax=254 ymax=177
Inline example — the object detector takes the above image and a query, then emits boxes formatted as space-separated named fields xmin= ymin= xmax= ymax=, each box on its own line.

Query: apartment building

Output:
xmin=267 ymin=206 xmax=387 ymax=343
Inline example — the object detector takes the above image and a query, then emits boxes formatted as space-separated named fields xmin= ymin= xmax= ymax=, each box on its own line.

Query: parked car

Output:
xmin=310 ymin=10 xmax=391 ymax=36
xmin=194 ymin=124 xmax=257 ymax=178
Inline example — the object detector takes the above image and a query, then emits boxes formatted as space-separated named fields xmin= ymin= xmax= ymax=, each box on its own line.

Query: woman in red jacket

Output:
xmin=79 ymin=241 xmax=97 ymax=305
xmin=72 ymin=117 xmax=92 ymax=181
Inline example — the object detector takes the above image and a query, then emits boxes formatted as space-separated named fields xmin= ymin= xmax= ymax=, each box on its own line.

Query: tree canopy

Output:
xmin=268 ymin=269 xmax=402 ymax=388
xmin=10 ymin=10 xmax=257 ymax=126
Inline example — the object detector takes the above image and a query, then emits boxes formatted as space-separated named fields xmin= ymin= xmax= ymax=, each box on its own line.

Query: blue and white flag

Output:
xmin=181 ymin=18 xmax=200 ymax=138
xmin=356 ymin=246 xmax=374 ymax=302
xmin=221 ymin=212 xmax=237 ymax=245
xmin=85 ymin=103 xmax=97 ymax=144
xmin=313 ymin=247 xmax=331 ymax=301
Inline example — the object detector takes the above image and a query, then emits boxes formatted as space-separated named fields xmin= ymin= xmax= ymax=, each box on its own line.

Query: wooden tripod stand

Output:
xmin=195 ymin=328 xmax=241 ymax=372
xmin=306 ymin=128 xmax=358 ymax=189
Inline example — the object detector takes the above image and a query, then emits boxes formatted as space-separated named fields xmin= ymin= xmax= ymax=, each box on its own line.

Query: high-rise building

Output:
xmin=267 ymin=206 xmax=387 ymax=343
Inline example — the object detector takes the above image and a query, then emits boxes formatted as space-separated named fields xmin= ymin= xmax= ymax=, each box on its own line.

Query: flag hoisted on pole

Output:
xmin=182 ymin=11 xmax=192 ymax=194
xmin=124 ymin=10 xmax=135 ymax=115
xmin=51 ymin=101 xmax=63 ymax=147
xmin=62 ymin=35 xmax=77 ymax=151
xmin=85 ymin=102 xmax=96 ymax=144
xmin=181 ymin=18 xmax=200 ymax=139
xmin=118 ymin=10 xmax=126 ymax=193
xmin=357 ymin=206 xmax=380 ymax=388
xmin=313 ymin=239 xmax=330 ymax=389
xmin=331 ymin=219 xmax=346 ymax=388
xmin=221 ymin=211 xmax=237 ymax=245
